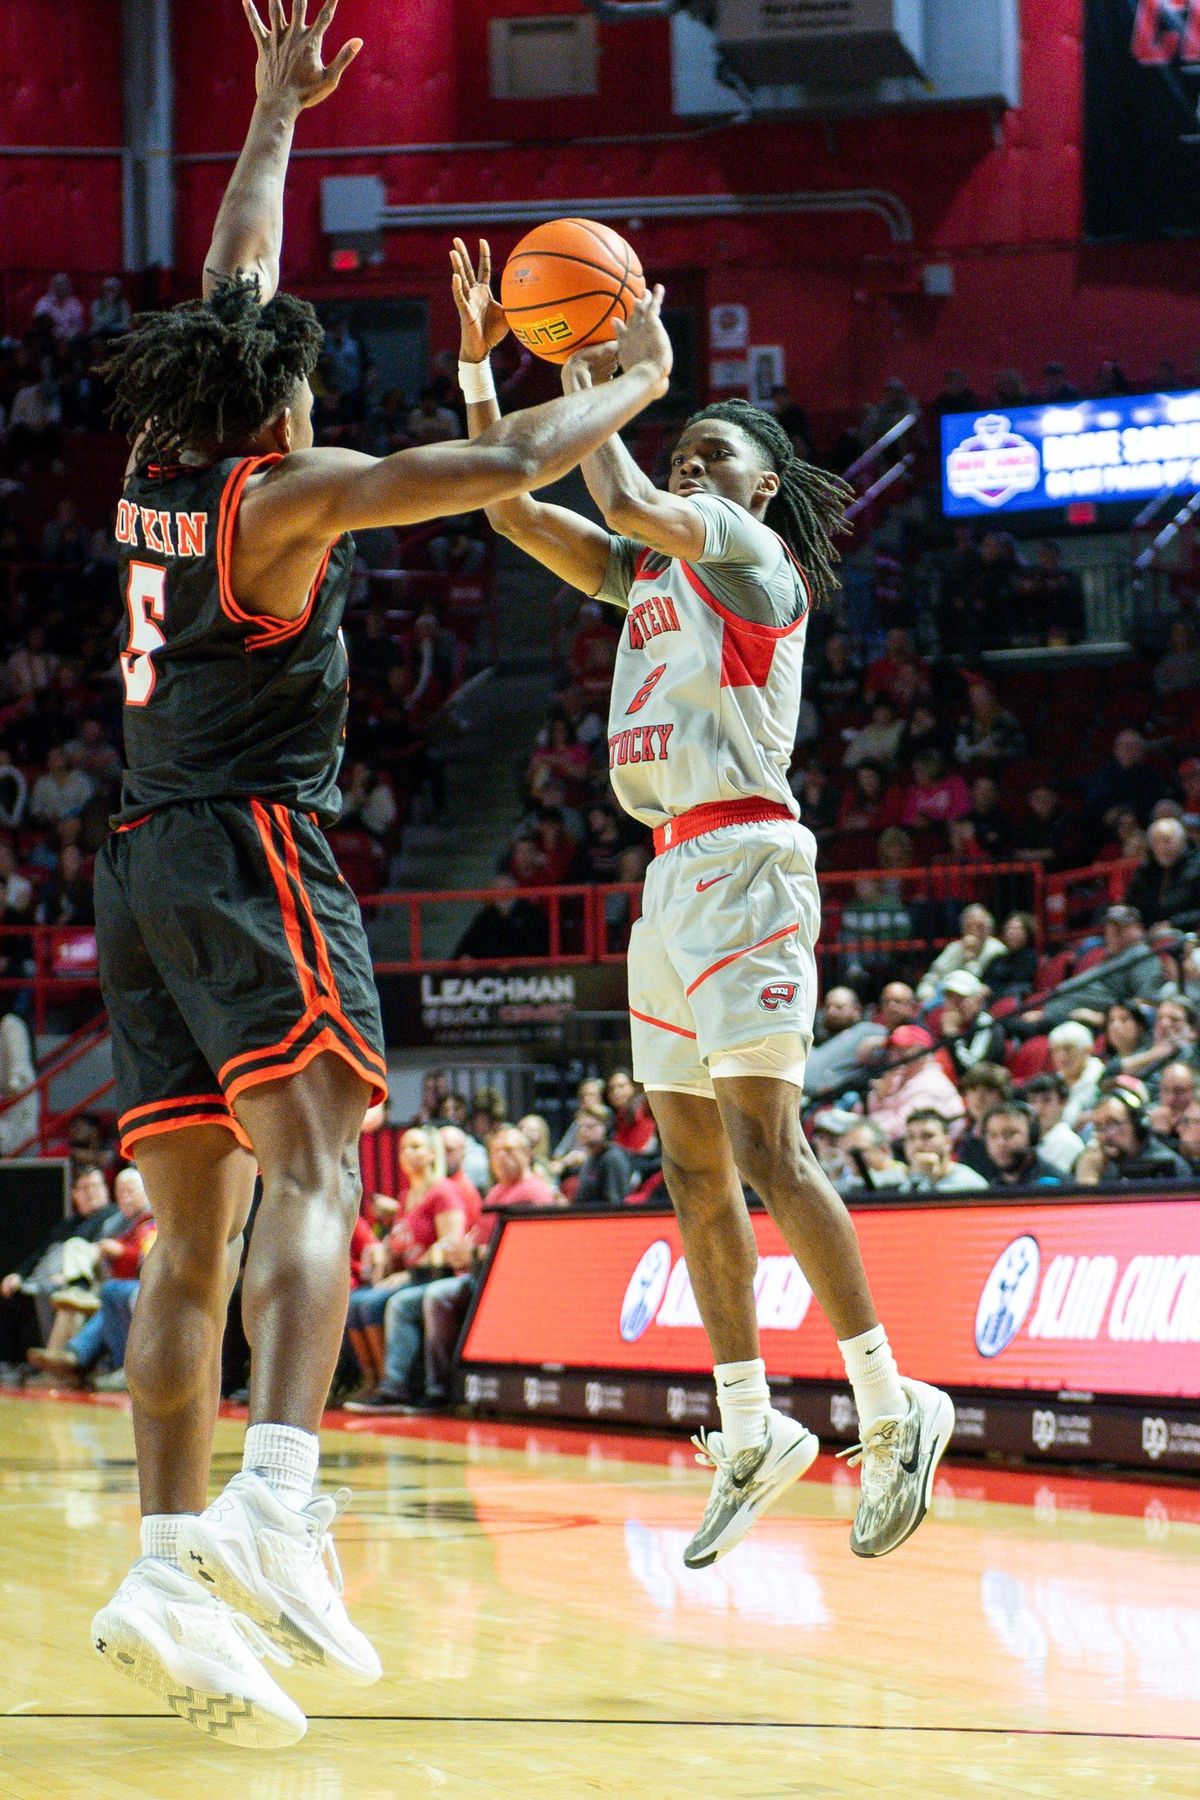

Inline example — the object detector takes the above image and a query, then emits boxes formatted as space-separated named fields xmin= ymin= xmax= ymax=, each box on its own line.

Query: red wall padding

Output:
xmin=0 ymin=0 xmax=124 ymax=286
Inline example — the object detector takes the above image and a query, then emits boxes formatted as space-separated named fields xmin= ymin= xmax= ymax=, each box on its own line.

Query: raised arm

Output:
xmin=569 ymin=337 xmax=706 ymax=564
xmin=203 ymin=0 xmax=362 ymax=302
xmin=445 ymin=239 xmax=628 ymax=596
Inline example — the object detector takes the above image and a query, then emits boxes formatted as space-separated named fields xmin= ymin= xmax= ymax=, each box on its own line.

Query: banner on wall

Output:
xmin=1085 ymin=0 xmax=1200 ymax=239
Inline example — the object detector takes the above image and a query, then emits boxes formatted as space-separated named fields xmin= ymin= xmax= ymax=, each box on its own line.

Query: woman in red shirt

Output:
xmin=346 ymin=1128 xmax=468 ymax=1390
xmin=606 ymin=1069 xmax=658 ymax=1156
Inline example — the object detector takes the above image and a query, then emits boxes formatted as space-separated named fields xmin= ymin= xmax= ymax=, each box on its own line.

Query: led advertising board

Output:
xmin=940 ymin=390 xmax=1200 ymax=519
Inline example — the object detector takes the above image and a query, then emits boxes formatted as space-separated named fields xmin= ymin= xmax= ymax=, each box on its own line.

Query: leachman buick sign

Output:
xmin=377 ymin=964 xmax=628 ymax=1047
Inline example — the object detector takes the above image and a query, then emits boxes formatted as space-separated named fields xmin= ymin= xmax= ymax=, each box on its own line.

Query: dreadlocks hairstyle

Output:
xmin=100 ymin=273 xmax=325 ymax=476
xmin=682 ymin=399 xmax=854 ymax=607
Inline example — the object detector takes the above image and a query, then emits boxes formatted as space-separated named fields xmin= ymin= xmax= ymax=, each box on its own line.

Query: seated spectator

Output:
xmin=340 ymin=760 xmax=398 ymax=842
xmin=938 ymin=970 xmax=1004 ymax=1077
xmin=28 ymin=1168 xmax=155 ymax=1387
xmin=985 ymin=912 xmax=1039 ymax=1000
xmin=916 ymin=903 xmax=1005 ymax=1002
xmin=1085 ymin=730 xmax=1167 ymax=835
xmin=516 ymin=1114 xmax=556 ymax=1187
xmin=528 ymin=715 xmax=590 ymax=809
xmin=1101 ymin=998 xmax=1153 ymax=1069
xmin=568 ymin=601 xmax=620 ymax=705
xmin=1097 ymin=804 xmax=1148 ymax=865
xmin=0 ymin=751 xmax=27 ymax=828
xmin=33 ymin=273 xmax=85 ymax=343
xmin=406 ymin=386 xmax=459 ymax=445
xmin=0 ymin=1163 xmax=117 ymax=1381
xmin=1175 ymin=1099 xmax=1200 ymax=1174
xmin=1028 ymin=905 xmax=1164 ymax=1032
xmin=865 ymin=628 xmax=931 ymax=713
xmin=552 ymin=1077 xmax=609 ymax=1177
xmin=901 ymin=1109 xmax=988 ymax=1193
xmin=836 ymin=762 xmax=901 ymax=835
xmin=1125 ymin=816 xmax=1200 ymax=927
xmin=30 ymin=747 xmax=94 ymax=824
xmin=1012 ymin=782 xmax=1073 ymax=870
xmin=953 ymin=678 xmax=1026 ymax=767
xmin=790 ymin=761 xmax=840 ymax=840
xmin=835 ymin=1118 xmax=909 ymax=1192
xmin=931 ymin=368 xmax=980 ymax=416
xmin=7 ymin=364 xmax=62 ymax=461
xmin=809 ymin=631 xmax=863 ymax=714
xmin=1154 ymin=621 xmax=1200 ymax=698
xmin=1041 ymin=362 xmax=1081 ymax=403
xmin=902 ymin=752 xmax=971 ymax=831
xmin=1049 ymin=1021 xmax=1105 ymax=1128
xmin=954 ymin=1062 xmax=1014 ymax=1175
xmin=1150 ymin=1060 xmax=1197 ymax=1142
xmin=804 ymin=986 xmax=888 ymax=1100
xmin=572 ymin=1105 xmax=634 ymax=1207
xmin=979 ymin=1103 xmax=1062 ymax=1187
xmin=90 ymin=276 xmax=130 ymax=338
xmin=1077 ymin=1091 xmax=1192 ymax=1184
xmin=39 ymin=842 xmax=94 ymax=927
xmin=606 ymin=1069 xmax=658 ymax=1161
xmin=842 ymin=698 xmax=905 ymax=770
xmin=811 ymin=1107 xmax=859 ymax=1181
xmin=344 ymin=1127 xmax=469 ymax=1392
xmin=1020 ymin=1074 xmax=1085 ymax=1177
xmin=876 ymin=981 xmax=919 ymax=1033
xmin=839 ymin=866 xmax=915 ymax=989
xmin=1011 ymin=540 xmax=1085 ymax=643
xmin=967 ymin=776 xmax=1012 ymax=860
xmin=453 ymin=872 xmax=550 ymax=961
xmin=579 ymin=806 xmax=626 ymax=883
xmin=347 ymin=1125 xmax=556 ymax=1414
xmin=7 ymin=625 xmax=59 ymax=699
xmin=867 ymin=1025 xmax=965 ymax=1143
xmin=429 ymin=524 xmax=486 ymax=577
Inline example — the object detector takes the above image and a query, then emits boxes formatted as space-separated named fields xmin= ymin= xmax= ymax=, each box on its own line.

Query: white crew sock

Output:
xmin=838 ymin=1325 xmax=907 ymax=1433
xmin=243 ymin=1422 xmax=319 ymax=1509
xmin=140 ymin=1513 xmax=183 ymax=1565
xmin=713 ymin=1357 xmax=771 ymax=1454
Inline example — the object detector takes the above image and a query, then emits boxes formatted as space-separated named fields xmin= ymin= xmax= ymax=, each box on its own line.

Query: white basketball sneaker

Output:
xmin=684 ymin=1408 xmax=820 ymax=1569
xmin=91 ymin=1557 xmax=306 ymax=1749
xmin=177 ymin=1472 xmax=381 ymax=1685
xmin=840 ymin=1377 xmax=956 ymax=1558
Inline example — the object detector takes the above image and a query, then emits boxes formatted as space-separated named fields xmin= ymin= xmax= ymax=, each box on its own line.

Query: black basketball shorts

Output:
xmin=96 ymin=798 xmax=388 ymax=1159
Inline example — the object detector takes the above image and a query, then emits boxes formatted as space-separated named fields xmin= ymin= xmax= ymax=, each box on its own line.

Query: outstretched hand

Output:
xmin=561 ymin=342 xmax=619 ymax=393
xmin=450 ymin=238 xmax=510 ymax=363
xmin=243 ymin=0 xmax=363 ymax=114
xmin=613 ymin=285 xmax=672 ymax=385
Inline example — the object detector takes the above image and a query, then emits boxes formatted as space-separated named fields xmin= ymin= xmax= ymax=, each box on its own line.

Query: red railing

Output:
xmin=0 ymin=924 xmax=100 ymax=1036
xmin=1045 ymin=859 xmax=1139 ymax=941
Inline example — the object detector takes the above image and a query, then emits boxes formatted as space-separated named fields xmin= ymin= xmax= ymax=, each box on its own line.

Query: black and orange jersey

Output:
xmin=113 ymin=453 xmax=353 ymax=828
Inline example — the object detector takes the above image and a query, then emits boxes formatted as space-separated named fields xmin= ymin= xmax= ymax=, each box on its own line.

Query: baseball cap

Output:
xmin=942 ymin=970 xmax=986 ymax=998
xmin=811 ymin=1108 xmax=861 ymax=1136
xmin=1103 ymin=904 xmax=1141 ymax=927
xmin=888 ymin=1024 xmax=934 ymax=1051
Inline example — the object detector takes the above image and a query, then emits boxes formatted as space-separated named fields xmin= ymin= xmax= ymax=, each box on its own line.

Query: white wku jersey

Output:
xmin=604 ymin=543 xmax=810 ymax=830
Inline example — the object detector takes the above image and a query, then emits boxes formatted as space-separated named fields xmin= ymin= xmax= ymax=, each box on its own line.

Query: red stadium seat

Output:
xmin=1005 ymin=1035 xmax=1053 ymax=1080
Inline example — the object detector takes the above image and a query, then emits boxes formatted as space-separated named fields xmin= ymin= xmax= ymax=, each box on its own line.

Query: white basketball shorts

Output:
xmin=628 ymin=819 xmax=820 ymax=1098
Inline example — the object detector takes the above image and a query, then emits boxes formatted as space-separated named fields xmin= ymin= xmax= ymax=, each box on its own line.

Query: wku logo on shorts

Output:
xmin=758 ymin=982 xmax=799 ymax=1012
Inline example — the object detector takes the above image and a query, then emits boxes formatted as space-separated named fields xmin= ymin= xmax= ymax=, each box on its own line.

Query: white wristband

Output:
xmin=459 ymin=358 xmax=497 ymax=405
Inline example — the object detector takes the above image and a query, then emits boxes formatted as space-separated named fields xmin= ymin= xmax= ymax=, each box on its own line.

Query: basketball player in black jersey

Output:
xmin=87 ymin=1 xmax=673 ymax=1746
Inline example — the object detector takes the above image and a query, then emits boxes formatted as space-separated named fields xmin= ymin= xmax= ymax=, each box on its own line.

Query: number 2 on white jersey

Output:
xmin=121 ymin=561 xmax=166 ymax=706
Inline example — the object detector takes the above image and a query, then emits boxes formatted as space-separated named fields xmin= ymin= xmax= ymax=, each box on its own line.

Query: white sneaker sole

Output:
xmin=684 ymin=1429 xmax=821 ymax=1570
xmin=852 ymin=1388 xmax=956 ymax=1560
xmin=90 ymin=1603 xmax=305 ymax=1749
xmin=177 ymin=1520 xmax=379 ymax=1686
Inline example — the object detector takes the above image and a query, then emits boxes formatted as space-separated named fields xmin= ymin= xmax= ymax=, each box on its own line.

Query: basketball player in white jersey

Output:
xmin=451 ymin=242 xmax=954 ymax=1566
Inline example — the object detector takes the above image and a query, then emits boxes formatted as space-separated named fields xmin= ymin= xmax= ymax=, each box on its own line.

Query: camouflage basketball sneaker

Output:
xmin=683 ymin=1408 xmax=820 ymax=1570
xmin=840 ymin=1378 xmax=955 ymax=1559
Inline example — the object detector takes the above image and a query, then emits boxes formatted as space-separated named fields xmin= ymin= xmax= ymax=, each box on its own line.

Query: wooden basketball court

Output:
xmin=1 ymin=1390 xmax=1197 ymax=1798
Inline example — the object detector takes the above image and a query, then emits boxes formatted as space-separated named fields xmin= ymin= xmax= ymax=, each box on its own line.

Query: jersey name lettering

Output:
xmin=626 ymin=595 xmax=680 ymax=651
xmin=608 ymin=723 xmax=674 ymax=769
xmin=115 ymin=499 xmax=207 ymax=558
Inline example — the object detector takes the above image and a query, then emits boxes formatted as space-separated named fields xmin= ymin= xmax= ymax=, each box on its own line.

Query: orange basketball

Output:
xmin=500 ymin=218 xmax=646 ymax=365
